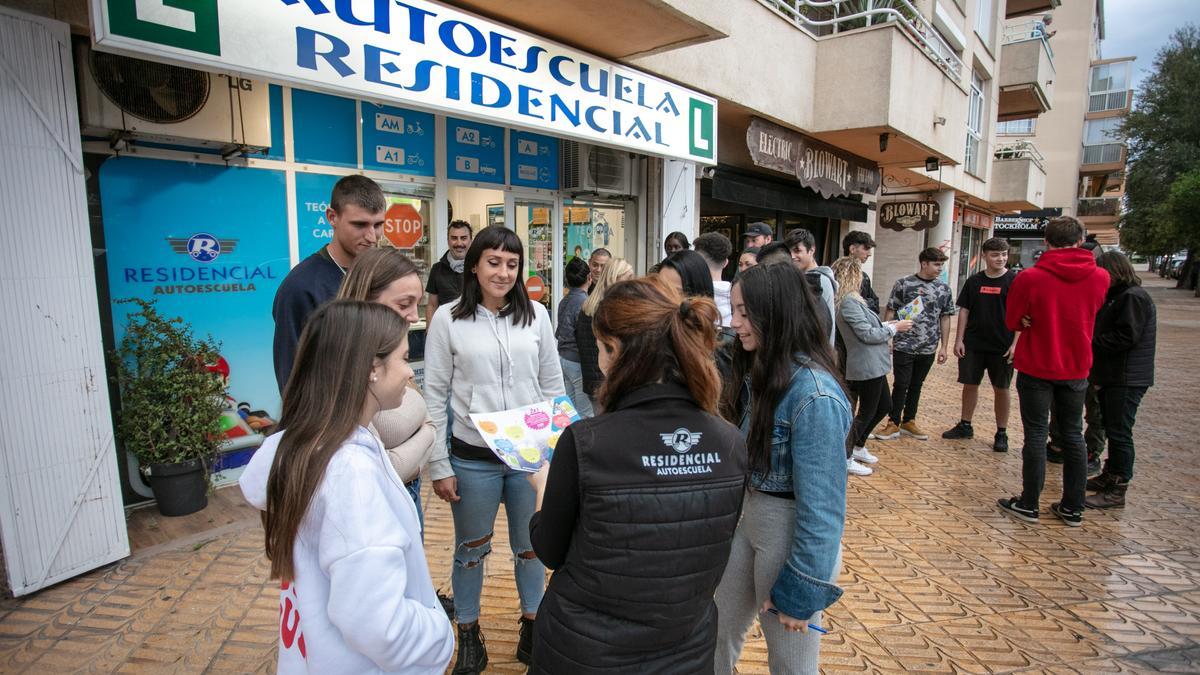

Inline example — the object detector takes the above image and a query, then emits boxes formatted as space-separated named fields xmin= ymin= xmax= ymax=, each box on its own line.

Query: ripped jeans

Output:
xmin=448 ymin=455 xmax=545 ymax=624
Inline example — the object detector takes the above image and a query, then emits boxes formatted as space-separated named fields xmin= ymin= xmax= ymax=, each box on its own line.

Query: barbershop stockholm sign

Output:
xmin=746 ymin=118 xmax=880 ymax=198
xmin=91 ymin=0 xmax=717 ymax=163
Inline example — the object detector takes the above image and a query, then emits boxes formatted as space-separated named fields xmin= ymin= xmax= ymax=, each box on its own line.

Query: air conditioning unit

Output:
xmin=561 ymin=141 xmax=634 ymax=195
xmin=75 ymin=44 xmax=271 ymax=151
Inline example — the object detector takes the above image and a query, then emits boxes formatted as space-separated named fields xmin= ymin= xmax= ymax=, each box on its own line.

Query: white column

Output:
xmin=661 ymin=159 xmax=698 ymax=244
xmin=927 ymin=189 xmax=957 ymax=285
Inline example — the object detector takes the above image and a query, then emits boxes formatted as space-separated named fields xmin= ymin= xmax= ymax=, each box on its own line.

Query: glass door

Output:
xmin=507 ymin=193 xmax=562 ymax=321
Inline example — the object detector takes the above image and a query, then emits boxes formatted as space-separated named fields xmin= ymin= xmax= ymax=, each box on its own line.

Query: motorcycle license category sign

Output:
xmin=91 ymin=0 xmax=718 ymax=163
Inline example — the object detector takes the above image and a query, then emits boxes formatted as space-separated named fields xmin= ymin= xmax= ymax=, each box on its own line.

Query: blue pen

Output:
xmin=762 ymin=608 xmax=829 ymax=633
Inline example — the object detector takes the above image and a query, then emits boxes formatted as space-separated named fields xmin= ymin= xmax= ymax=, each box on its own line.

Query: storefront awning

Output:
xmin=710 ymin=168 xmax=869 ymax=223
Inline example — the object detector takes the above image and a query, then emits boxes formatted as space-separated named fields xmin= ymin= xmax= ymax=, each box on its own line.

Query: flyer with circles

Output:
xmin=469 ymin=396 xmax=582 ymax=472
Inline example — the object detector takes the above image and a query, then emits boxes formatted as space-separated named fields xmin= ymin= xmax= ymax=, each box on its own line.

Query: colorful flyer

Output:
xmin=897 ymin=296 xmax=925 ymax=321
xmin=470 ymin=396 xmax=582 ymax=472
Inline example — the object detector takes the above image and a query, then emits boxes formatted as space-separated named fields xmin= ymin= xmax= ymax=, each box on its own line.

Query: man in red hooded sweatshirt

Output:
xmin=998 ymin=217 xmax=1109 ymax=527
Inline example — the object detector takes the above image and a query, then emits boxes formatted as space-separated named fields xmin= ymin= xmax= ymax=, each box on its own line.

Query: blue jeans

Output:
xmin=449 ymin=456 xmax=545 ymax=623
xmin=1017 ymin=373 xmax=1088 ymax=511
xmin=1099 ymin=386 xmax=1147 ymax=481
xmin=405 ymin=477 xmax=423 ymax=536
xmin=559 ymin=357 xmax=594 ymax=418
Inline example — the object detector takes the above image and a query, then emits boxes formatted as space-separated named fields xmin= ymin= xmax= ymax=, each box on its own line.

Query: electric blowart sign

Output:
xmin=91 ymin=0 xmax=718 ymax=163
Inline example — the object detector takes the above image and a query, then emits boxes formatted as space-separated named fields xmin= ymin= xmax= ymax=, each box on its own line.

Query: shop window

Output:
xmin=965 ymin=70 xmax=986 ymax=176
xmin=564 ymin=199 xmax=628 ymax=267
xmin=516 ymin=201 xmax=555 ymax=314
xmin=291 ymin=89 xmax=358 ymax=168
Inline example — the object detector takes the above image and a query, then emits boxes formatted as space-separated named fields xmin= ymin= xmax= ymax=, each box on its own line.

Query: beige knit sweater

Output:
xmin=368 ymin=385 xmax=436 ymax=484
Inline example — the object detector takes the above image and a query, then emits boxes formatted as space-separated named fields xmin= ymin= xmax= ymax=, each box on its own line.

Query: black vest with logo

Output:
xmin=532 ymin=383 xmax=748 ymax=674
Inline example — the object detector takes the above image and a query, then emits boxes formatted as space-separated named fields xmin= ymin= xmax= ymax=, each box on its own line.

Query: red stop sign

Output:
xmin=525 ymin=275 xmax=545 ymax=301
xmin=384 ymin=203 xmax=423 ymax=249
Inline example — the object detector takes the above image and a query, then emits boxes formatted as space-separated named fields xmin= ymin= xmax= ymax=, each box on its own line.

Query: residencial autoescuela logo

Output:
xmin=167 ymin=233 xmax=238 ymax=263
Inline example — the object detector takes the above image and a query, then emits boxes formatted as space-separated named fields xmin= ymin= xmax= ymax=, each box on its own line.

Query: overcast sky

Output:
xmin=1100 ymin=0 xmax=1200 ymax=91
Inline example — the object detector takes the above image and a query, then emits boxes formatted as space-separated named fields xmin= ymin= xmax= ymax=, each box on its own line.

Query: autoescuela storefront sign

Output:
xmin=746 ymin=117 xmax=881 ymax=198
xmin=89 ymin=0 xmax=717 ymax=164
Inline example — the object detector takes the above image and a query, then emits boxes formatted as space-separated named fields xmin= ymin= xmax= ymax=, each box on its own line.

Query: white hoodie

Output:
xmin=713 ymin=279 xmax=734 ymax=327
xmin=239 ymin=428 xmax=454 ymax=674
xmin=424 ymin=299 xmax=565 ymax=480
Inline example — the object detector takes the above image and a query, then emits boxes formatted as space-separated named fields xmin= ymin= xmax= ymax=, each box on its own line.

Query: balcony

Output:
xmin=998 ymin=21 xmax=1055 ymax=120
xmin=448 ymin=0 xmax=728 ymax=59
xmin=1088 ymin=90 xmax=1132 ymax=114
xmin=990 ymin=140 xmax=1046 ymax=210
xmin=1077 ymin=197 xmax=1120 ymax=217
xmin=1005 ymin=0 xmax=1061 ymax=19
xmin=1082 ymin=143 xmax=1127 ymax=172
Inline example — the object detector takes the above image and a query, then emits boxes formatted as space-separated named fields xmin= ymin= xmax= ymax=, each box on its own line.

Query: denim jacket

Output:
xmin=739 ymin=355 xmax=851 ymax=620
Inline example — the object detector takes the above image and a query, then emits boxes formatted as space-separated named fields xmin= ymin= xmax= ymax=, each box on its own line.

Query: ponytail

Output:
xmin=594 ymin=277 xmax=721 ymax=414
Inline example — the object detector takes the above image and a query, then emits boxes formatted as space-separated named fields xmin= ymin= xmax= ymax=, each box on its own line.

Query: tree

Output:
xmin=1121 ymin=25 xmax=1200 ymax=288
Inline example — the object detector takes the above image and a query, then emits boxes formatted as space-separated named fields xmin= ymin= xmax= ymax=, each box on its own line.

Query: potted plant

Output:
xmin=111 ymin=298 xmax=227 ymax=516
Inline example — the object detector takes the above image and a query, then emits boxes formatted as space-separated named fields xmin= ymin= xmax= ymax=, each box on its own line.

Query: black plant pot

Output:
xmin=148 ymin=458 xmax=208 ymax=517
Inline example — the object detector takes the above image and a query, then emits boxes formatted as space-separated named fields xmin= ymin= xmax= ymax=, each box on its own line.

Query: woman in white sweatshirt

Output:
xmin=239 ymin=300 xmax=453 ymax=674
xmin=338 ymin=247 xmax=435 ymax=528
xmin=424 ymin=226 xmax=566 ymax=674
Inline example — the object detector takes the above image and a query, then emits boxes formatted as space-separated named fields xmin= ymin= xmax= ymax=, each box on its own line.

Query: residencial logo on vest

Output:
xmin=120 ymin=234 xmax=277 ymax=296
xmin=643 ymin=428 xmax=722 ymax=476
xmin=93 ymin=0 xmax=718 ymax=163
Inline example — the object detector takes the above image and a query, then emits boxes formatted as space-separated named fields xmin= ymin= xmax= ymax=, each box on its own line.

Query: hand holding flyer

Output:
xmin=897 ymin=296 xmax=925 ymax=321
xmin=470 ymin=396 xmax=582 ymax=472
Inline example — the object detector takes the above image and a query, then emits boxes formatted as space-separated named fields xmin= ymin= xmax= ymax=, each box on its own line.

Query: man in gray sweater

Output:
xmin=786 ymin=228 xmax=837 ymax=345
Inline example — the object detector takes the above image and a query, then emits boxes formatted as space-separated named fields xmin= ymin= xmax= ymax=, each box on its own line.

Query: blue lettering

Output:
xmin=365 ymin=44 xmax=405 ymax=89
xmin=549 ymin=55 xmax=574 ymax=87
xmin=230 ymin=267 xmax=243 ymax=280
xmin=624 ymin=116 xmax=652 ymax=142
xmin=549 ymin=95 xmax=579 ymax=127
xmin=584 ymin=105 xmax=607 ymax=133
xmin=654 ymin=121 xmax=667 ymax=146
xmin=440 ymin=20 xmax=486 ymax=58
xmin=518 ymin=46 xmax=547 ymax=74
xmin=393 ymin=2 xmax=436 ymax=44
xmin=656 ymin=91 xmax=680 ymax=116
xmin=296 ymin=27 xmax=354 ymax=77
xmin=488 ymin=31 xmax=520 ymax=69
xmin=614 ymin=74 xmax=634 ymax=104
xmin=124 ymin=268 xmax=136 ymax=283
xmin=405 ymin=60 xmax=440 ymax=94
xmin=518 ymin=85 xmax=544 ymax=120
xmin=334 ymin=0 xmax=389 ymax=33
xmin=280 ymin=0 xmax=330 ymax=17
xmin=579 ymin=63 xmax=608 ymax=95
xmin=444 ymin=65 xmax=461 ymax=100
xmin=471 ymin=73 xmax=511 ymax=108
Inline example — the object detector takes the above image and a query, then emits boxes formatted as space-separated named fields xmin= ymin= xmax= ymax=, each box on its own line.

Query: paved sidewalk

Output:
xmin=0 ymin=275 xmax=1197 ymax=673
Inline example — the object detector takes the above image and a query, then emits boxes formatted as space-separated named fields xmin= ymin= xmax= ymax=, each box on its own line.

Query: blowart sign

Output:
xmin=879 ymin=201 xmax=940 ymax=232
xmin=91 ymin=0 xmax=718 ymax=163
xmin=746 ymin=117 xmax=880 ymax=198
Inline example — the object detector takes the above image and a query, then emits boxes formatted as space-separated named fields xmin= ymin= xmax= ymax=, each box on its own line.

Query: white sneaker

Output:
xmin=852 ymin=447 xmax=879 ymax=464
xmin=847 ymin=458 xmax=874 ymax=476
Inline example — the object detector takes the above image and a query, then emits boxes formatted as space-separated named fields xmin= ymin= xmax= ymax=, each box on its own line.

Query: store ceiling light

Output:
xmin=925 ymin=157 xmax=940 ymax=172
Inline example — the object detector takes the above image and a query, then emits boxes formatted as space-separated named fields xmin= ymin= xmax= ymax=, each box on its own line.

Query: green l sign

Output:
xmin=107 ymin=0 xmax=221 ymax=56
xmin=688 ymin=98 xmax=715 ymax=160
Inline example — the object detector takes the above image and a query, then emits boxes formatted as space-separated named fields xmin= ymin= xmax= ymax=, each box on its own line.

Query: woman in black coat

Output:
xmin=1086 ymin=251 xmax=1156 ymax=509
xmin=529 ymin=276 xmax=748 ymax=674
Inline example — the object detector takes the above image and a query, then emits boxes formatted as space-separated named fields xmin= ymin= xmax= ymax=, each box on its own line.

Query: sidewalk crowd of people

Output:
xmin=242 ymin=175 xmax=1156 ymax=673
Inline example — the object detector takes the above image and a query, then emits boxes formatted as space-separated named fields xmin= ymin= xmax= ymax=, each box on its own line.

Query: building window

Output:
xmin=965 ymin=70 xmax=985 ymax=176
xmin=1089 ymin=61 xmax=1133 ymax=112
xmin=975 ymin=0 xmax=993 ymax=45
xmin=1084 ymin=117 xmax=1123 ymax=145
xmin=997 ymin=118 xmax=1036 ymax=136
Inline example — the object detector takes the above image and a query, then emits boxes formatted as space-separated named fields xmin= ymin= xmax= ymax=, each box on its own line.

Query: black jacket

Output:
xmin=1091 ymin=283 xmax=1156 ymax=387
xmin=529 ymin=383 xmax=748 ymax=674
xmin=860 ymin=271 xmax=880 ymax=314
xmin=575 ymin=312 xmax=603 ymax=397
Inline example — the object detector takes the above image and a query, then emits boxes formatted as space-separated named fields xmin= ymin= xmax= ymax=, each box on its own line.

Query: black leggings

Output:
xmin=850 ymin=376 xmax=892 ymax=449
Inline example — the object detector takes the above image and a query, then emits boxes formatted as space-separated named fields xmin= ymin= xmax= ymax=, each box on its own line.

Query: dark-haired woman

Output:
xmin=660 ymin=249 xmax=716 ymax=299
xmin=715 ymin=263 xmax=852 ymax=674
xmin=423 ymin=226 xmax=565 ymax=673
xmin=527 ymin=277 xmax=748 ymax=673
xmin=1085 ymin=251 xmax=1156 ymax=509
xmin=665 ymin=230 xmax=691 ymax=256
xmin=240 ymin=300 xmax=453 ymax=673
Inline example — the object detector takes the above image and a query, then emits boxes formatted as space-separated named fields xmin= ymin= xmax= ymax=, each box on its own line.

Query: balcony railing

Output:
xmin=762 ymin=0 xmax=964 ymax=78
xmin=1088 ymin=90 xmax=1130 ymax=113
xmin=1083 ymin=143 xmax=1125 ymax=165
xmin=1077 ymin=197 xmax=1120 ymax=217
xmin=1002 ymin=19 xmax=1054 ymax=58
xmin=994 ymin=139 xmax=1045 ymax=169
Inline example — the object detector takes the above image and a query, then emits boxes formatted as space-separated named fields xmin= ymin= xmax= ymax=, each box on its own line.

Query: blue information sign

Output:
xmin=446 ymin=117 xmax=505 ymax=184
xmin=362 ymin=103 xmax=435 ymax=175
xmin=509 ymin=131 xmax=559 ymax=189
xmin=294 ymin=172 xmax=341 ymax=259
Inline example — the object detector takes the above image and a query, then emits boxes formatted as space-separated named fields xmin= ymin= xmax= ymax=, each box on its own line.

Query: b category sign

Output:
xmin=91 ymin=0 xmax=718 ymax=164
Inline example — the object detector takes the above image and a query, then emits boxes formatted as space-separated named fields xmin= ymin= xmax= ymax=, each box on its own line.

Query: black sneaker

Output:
xmin=1046 ymin=444 xmax=1065 ymax=464
xmin=452 ymin=623 xmax=488 ymax=675
xmin=1050 ymin=502 xmax=1083 ymax=527
xmin=438 ymin=593 xmax=454 ymax=620
xmin=1086 ymin=456 xmax=1101 ymax=476
xmin=997 ymin=496 xmax=1039 ymax=523
xmin=942 ymin=421 xmax=974 ymax=440
xmin=993 ymin=431 xmax=1009 ymax=453
xmin=517 ymin=616 xmax=534 ymax=665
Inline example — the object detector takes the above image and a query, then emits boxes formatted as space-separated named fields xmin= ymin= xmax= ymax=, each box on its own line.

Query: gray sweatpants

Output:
xmin=714 ymin=490 xmax=840 ymax=675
